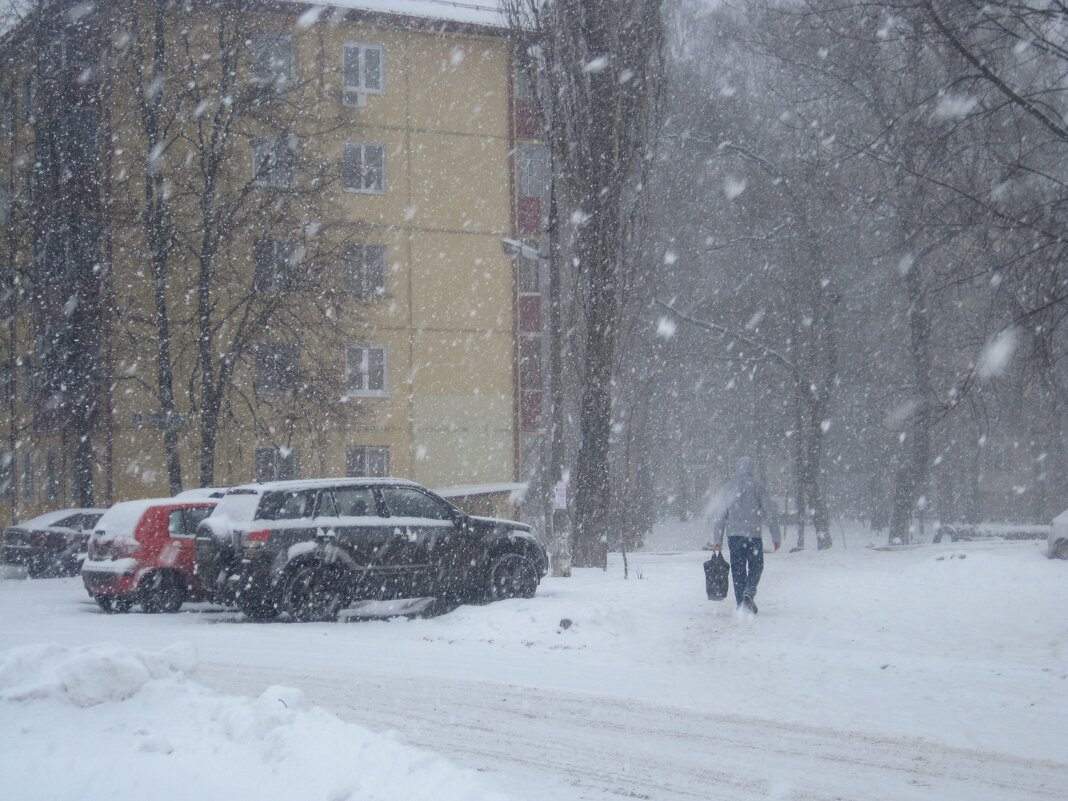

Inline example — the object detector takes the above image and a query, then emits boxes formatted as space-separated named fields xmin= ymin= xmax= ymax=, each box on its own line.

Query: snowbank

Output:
xmin=0 ymin=642 xmax=517 ymax=801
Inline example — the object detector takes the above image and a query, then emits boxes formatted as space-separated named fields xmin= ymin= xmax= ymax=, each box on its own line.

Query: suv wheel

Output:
xmin=95 ymin=594 xmax=134 ymax=614
xmin=1054 ymin=539 xmax=1068 ymax=560
xmin=140 ymin=571 xmax=185 ymax=613
xmin=485 ymin=552 xmax=539 ymax=601
xmin=283 ymin=562 xmax=343 ymax=622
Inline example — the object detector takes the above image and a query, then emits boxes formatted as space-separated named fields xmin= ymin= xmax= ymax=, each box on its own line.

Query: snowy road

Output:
xmin=204 ymin=661 xmax=1067 ymax=801
xmin=2 ymin=523 xmax=1066 ymax=801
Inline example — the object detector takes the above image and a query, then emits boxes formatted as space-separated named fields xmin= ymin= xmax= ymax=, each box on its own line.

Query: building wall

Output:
xmin=0 ymin=2 xmax=519 ymax=521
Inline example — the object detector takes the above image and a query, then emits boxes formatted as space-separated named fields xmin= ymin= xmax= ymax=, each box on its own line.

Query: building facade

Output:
xmin=0 ymin=0 xmax=550 ymax=522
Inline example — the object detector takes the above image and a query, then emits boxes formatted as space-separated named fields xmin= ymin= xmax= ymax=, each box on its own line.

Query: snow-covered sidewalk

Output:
xmin=1 ymin=521 xmax=1065 ymax=800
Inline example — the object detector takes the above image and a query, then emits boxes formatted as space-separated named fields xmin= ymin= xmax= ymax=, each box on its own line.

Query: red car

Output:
xmin=81 ymin=498 xmax=217 ymax=613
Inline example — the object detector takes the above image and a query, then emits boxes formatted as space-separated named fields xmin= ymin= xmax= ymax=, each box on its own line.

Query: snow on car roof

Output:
xmin=94 ymin=497 xmax=217 ymax=543
xmin=227 ymin=477 xmax=421 ymax=494
xmin=7 ymin=508 xmax=104 ymax=530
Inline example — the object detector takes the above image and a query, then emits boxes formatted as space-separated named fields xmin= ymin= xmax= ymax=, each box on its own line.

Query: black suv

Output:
xmin=195 ymin=478 xmax=547 ymax=621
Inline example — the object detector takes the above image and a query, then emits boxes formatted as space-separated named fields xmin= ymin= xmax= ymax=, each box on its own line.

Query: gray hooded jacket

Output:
xmin=711 ymin=457 xmax=781 ymax=547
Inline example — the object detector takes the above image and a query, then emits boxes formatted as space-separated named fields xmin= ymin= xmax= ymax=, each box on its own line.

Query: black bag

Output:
xmin=703 ymin=553 xmax=730 ymax=601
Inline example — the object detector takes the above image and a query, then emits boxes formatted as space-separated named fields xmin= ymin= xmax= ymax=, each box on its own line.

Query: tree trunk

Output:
xmin=571 ymin=217 xmax=617 ymax=569
xmin=792 ymin=382 xmax=807 ymax=548
xmin=805 ymin=394 xmax=832 ymax=549
xmin=143 ymin=0 xmax=182 ymax=494
xmin=889 ymin=258 xmax=931 ymax=544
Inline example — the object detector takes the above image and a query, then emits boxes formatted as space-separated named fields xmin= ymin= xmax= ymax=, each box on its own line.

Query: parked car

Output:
xmin=81 ymin=498 xmax=218 ymax=613
xmin=1 ymin=508 xmax=106 ymax=577
xmin=195 ymin=478 xmax=547 ymax=621
xmin=1049 ymin=509 xmax=1068 ymax=559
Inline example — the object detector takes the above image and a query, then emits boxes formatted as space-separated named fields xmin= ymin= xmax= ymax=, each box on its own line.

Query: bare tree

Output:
xmin=106 ymin=2 xmax=364 ymax=489
xmin=507 ymin=0 xmax=666 ymax=567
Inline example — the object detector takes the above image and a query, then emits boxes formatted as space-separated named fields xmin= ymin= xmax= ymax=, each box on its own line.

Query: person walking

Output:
xmin=712 ymin=456 xmax=781 ymax=614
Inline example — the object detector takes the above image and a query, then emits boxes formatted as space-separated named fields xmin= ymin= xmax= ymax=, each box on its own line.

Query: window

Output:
xmin=380 ymin=487 xmax=454 ymax=521
xmin=254 ymin=238 xmax=303 ymax=291
xmin=60 ymin=109 xmax=99 ymax=175
xmin=342 ymin=43 xmax=384 ymax=106
xmin=321 ymin=485 xmax=377 ymax=517
xmin=344 ymin=243 xmax=386 ymax=297
xmin=345 ymin=345 xmax=387 ymax=396
xmin=517 ymin=255 xmax=540 ymax=293
xmin=254 ymin=447 xmax=300 ymax=483
xmin=254 ymin=343 xmax=301 ymax=395
xmin=517 ymin=144 xmax=549 ymax=198
xmin=168 ymin=507 xmax=212 ymax=537
xmin=346 ymin=446 xmax=390 ymax=478
xmin=256 ymin=488 xmax=317 ymax=520
xmin=19 ymin=451 xmax=33 ymax=501
xmin=342 ymin=142 xmax=385 ymax=193
xmin=519 ymin=336 xmax=542 ymax=387
xmin=251 ymin=34 xmax=295 ymax=86
xmin=251 ymin=136 xmax=295 ymax=188
xmin=515 ymin=67 xmax=535 ymax=101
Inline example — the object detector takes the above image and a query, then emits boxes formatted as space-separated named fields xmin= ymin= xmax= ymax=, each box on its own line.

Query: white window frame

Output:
xmin=345 ymin=345 xmax=388 ymax=397
xmin=517 ymin=143 xmax=549 ymax=199
xmin=346 ymin=445 xmax=390 ymax=478
xmin=251 ymin=34 xmax=295 ymax=86
xmin=254 ymin=237 xmax=304 ymax=292
xmin=344 ymin=242 xmax=387 ymax=297
xmin=251 ymin=136 xmax=295 ymax=189
xmin=341 ymin=142 xmax=385 ymax=194
xmin=254 ymin=342 xmax=301 ymax=396
xmin=254 ymin=446 xmax=299 ymax=482
xmin=342 ymin=42 xmax=385 ymax=107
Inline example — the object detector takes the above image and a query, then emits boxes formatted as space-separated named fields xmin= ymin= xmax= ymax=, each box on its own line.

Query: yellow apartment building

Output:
xmin=0 ymin=0 xmax=551 ymax=522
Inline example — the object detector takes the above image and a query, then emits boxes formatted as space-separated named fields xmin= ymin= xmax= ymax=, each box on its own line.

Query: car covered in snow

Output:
xmin=1 ymin=508 xmax=106 ymax=577
xmin=1049 ymin=509 xmax=1068 ymax=559
xmin=81 ymin=498 xmax=217 ymax=613
xmin=194 ymin=478 xmax=547 ymax=621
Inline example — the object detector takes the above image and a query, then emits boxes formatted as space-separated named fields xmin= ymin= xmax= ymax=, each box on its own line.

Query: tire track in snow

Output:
xmin=199 ymin=662 xmax=1068 ymax=801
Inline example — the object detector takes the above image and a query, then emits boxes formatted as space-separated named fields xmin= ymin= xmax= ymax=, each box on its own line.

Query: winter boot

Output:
xmin=742 ymin=592 xmax=758 ymax=615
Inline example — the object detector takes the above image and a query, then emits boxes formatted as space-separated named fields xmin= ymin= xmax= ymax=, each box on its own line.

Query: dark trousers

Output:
xmin=727 ymin=536 xmax=764 ymax=605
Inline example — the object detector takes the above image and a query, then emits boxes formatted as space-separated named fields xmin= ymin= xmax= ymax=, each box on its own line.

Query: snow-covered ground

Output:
xmin=1 ymin=520 xmax=1066 ymax=800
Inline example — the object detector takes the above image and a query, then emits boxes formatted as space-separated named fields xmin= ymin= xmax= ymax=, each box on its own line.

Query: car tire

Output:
xmin=139 ymin=571 xmax=185 ymax=613
xmin=95 ymin=594 xmax=134 ymax=614
xmin=282 ymin=562 xmax=343 ymax=622
xmin=484 ymin=552 xmax=539 ymax=602
xmin=1053 ymin=539 xmax=1068 ymax=560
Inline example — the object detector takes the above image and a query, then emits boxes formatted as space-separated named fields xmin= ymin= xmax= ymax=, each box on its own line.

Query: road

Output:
xmin=3 ymin=538 xmax=1066 ymax=801
xmin=199 ymin=658 xmax=1068 ymax=801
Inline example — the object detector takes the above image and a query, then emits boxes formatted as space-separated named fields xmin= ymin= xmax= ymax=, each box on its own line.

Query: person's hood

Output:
xmin=736 ymin=456 xmax=755 ymax=477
